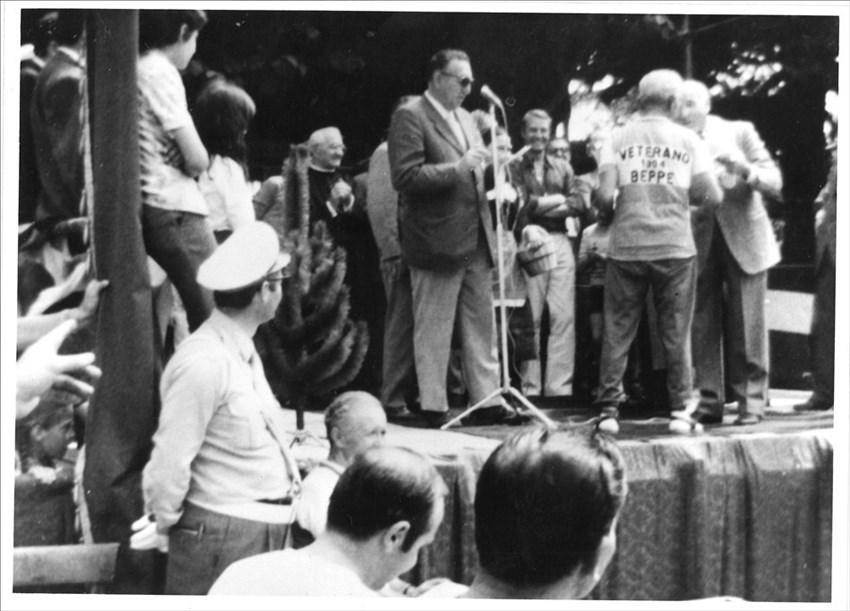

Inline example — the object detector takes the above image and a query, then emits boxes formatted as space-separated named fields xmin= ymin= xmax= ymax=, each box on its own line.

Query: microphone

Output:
xmin=480 ymin=84 xmax=504 ymax=108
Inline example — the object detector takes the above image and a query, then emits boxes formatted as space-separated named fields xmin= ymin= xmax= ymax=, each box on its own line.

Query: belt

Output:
xmin=257 ymin=497 xmax=293 ymax=506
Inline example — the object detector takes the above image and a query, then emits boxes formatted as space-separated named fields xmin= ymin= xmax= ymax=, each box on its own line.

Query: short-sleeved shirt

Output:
xmin=138 ymin=51 xmax=207 ymax=215
xmin=598 ymin=115 xmax=712 ymax=261
xmin=294 ymin=461 xmax=344 ymax=538
xmin=209 ymin=548 xmax=377 ymax=596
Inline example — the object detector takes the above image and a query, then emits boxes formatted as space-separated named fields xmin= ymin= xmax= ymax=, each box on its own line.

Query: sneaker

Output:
xmin=793 ymin=399 xmax=833 ymax=412
xmin=669 ymin=410 xmax=704 ymax=435
xmin=596 ymin=407 xmax=620 ymax=435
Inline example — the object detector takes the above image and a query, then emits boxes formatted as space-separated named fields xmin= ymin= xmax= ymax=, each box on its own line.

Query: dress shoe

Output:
xmin=463 ymin=404 xmax=517 ymax=426
xmin=693 ymin=407 xmax=723 ymax=425
xmin=793 ymin=399 xmax=833 ymax=412
xmin=387 ymin=409 xmax=450 ymax=429
xmin=733 ymin=413 xmax=763 ymax=426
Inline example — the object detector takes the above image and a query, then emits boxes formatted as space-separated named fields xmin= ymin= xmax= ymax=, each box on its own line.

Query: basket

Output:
xmin=517 ymin=233 xmax=557 ymax=276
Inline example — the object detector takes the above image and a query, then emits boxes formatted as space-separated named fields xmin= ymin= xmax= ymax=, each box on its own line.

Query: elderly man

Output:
xmin=511 ymin=109 xmax=592 ymax=400
xmin=594 ymin=69 xmax=722 ymax=435
xmin=293 ymin=391 xmax=387 ymax=544
xmin=308 ymin=126 xmax=383 ymax=394
xmin=209 ymin=446 xmax=446 ymax=596
xmin=388 ymin=49 xmax=511 ymax=428
xmin=132 ymin=221 xmax=302 ymax=595
xmin=676 ymin=80 xmax=783 ymax=426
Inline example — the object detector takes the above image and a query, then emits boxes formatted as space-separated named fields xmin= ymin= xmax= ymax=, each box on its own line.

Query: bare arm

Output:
xmin=172 ymin=124 xmax=209 ymax=177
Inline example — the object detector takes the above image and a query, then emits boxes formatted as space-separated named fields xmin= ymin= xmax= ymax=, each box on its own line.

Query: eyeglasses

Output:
xmin=548 ymin=147 xmax=569 ymax=157
xmin=441 ymin=71 xmax=474 ymax=89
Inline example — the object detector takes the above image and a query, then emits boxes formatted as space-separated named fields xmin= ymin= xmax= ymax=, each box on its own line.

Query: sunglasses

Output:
xmin=441 ymin=71 xmax=475 ymax=89
xmin=548 ymin=148 xmax=570 ymax=156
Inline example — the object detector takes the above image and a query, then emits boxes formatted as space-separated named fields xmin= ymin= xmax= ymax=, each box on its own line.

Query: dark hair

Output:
xmin=54 ymin=9 xmax=85 ymax=47
xmin=427 ymin=49 xmax=470 ymax=80
xmin=193 ymin=79 xmax=256 ymax=174
xmin=212 ymin=281 xmax=263 ymax=310
xmin=475 ymin=425 xmax=627 ymax=587
xmin=138 ymin=10 xmax=207 ymax=52
xmin=30 ymin=11 xmax=59 ymax=57
xmin=327 ymin=446 xmax=444 ymax=552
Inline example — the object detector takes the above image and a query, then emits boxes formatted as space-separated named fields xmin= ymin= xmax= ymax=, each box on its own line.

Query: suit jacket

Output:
xmin=815 ymin=156 xmax=836 ymax=267
xmin=388 ymin=95 xmax=495 ymax=272
xmin=30 ymin=48 xmax=84 ymax=227
xmin=691 ymin=115 xmax=782 ymax=275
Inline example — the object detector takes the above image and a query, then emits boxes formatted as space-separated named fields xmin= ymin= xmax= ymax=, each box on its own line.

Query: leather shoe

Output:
xmin=387 ymin=409 xmax=450 ymax=429
xmin=694 ymin=407 xmax=723 ymax=425
xmin=462 ymin=404 xmax=517 ymax=426
xmin=733 ymin=413 xmax=763 ymax=426
xmin=793 ymin=399 xmax=832 ymax=412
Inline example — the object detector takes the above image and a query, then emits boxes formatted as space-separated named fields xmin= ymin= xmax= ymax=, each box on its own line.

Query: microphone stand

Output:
xmin=442 ymin=101 xmax=555 ymax=430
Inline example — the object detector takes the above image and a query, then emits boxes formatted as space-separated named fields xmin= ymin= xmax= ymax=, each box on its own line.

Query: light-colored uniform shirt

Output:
xmin=294 ymin=461 xmax=344 ymax=538
xmin=138 ymin=50 xmax=208 ymax=215
xmin=599 ymin=115 xmax=712 ymax=261
xmin=209 ymin=548 xmax=377 ymax=597
xmin=199 ymin=155 xmax=255 ymax=233
xmin=142 ymin=310 xmax=301 ymax=533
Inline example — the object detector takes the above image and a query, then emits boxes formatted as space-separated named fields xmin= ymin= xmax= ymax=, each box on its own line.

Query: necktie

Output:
xmin=448 ymin=111 xmax=467 ymax=150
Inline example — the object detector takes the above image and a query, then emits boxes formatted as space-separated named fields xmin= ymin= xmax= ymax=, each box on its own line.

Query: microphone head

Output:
xmin=480 ymin=84 xmax=503 ymax=106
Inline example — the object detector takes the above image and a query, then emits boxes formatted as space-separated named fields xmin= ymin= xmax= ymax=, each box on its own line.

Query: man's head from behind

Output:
xmin=427 ymin=49 xmax=473 ymax=112
xmin=308 ymin=127 xmax=346 ymax=171
xmin=326 ymin=446 xmax=446 ymax=588
xmin=635 ymin=69 xmax=684 ymax=117
xmin=675 ymin=79 xmax=712 ymax=134
xmin=138 ymin=9 xmax=207 ymax=69
xmin=474 ymin=425 xmax=627 ymax=598
xmin=325 ymin=391 xmax=387 ymax=466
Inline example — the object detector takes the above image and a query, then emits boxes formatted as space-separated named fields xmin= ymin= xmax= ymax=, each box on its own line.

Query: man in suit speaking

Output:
xmin=387 ymin=49 xmax=511 ymax=428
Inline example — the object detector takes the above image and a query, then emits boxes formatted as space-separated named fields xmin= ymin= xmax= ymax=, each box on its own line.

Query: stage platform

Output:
xmin=296 ymin=389 xmax=834 ymax=602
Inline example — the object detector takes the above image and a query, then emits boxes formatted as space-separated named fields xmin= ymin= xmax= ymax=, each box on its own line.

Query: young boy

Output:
xmin=137 ymin=10 xmax=215 ymax=333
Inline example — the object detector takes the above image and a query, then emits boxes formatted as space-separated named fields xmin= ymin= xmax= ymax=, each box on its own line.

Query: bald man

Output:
xmin=676 ymin=80 xmax=783 ymax=426
xmin=293 ymin=391 xmax=387 ymax=544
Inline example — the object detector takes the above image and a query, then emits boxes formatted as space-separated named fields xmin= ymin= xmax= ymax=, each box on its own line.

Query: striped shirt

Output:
xmin=137 ymin=51 xmax=207 ymax=215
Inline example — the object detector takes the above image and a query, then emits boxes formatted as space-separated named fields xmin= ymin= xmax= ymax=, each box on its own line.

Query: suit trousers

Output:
xmin=597 ymin=257 xmax=696 ymax=412
xmin=165 ymin=502 xmax=289 ymax=595
xmin=692 ymin=227 xmax=769 ymax=417
xmin=409 ymin=238 xmax=500 ymax=413
xmin=380 ymin=257 xmax=417 ymax=411
xmin=520 ymin=232 xmax=576 ymax=397
xmin=809 ymin=251 xmax=835 ymax=406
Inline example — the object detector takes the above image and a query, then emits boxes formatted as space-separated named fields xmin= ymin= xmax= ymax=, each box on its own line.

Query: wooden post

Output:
xmin=83 ymin=9 xmax=162 ymax=594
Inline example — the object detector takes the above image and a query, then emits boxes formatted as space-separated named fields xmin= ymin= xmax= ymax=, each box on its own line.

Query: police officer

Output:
xmin=131 ymin=221 xmax=301 ymax=595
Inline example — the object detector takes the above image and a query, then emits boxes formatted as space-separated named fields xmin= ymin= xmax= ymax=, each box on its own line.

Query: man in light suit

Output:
xmin=387 ymin=49 xmax=511 ymax=428
xmin=677 ymin=80 xmax=783 ymax=425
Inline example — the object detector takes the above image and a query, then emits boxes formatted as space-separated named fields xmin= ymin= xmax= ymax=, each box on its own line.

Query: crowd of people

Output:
xmin=14 ymin=7 xmax=836 ymax=599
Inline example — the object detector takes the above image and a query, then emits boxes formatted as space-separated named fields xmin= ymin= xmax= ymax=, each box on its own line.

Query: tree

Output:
xmin=254 ymin=145 xmax=369 ymax=429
